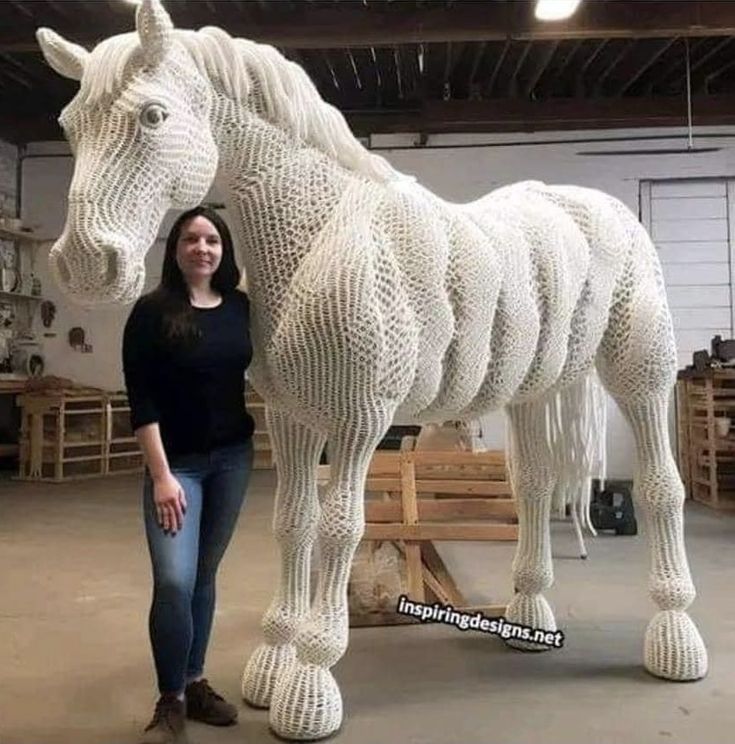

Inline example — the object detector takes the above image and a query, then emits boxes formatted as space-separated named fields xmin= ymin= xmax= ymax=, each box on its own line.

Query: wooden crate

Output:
xmin=17 ymin=391 xmax=108 ymax=481
xmin=677 ymin=368 xmax=735 ymax=511
xmin=106 ymin=395 xmax=144 ymax=475
xmin=18 ymin=385 xmax=267 ymax=480
xmin=319 ymin=445 xmax=517 ymax=627
xmin=246 ymin=384 xmax=273 ymax=469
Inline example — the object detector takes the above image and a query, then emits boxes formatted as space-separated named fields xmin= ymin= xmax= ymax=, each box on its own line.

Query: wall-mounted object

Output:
xmin=10 ymin=338 xmax=45 ymax=377
xmin=68 ymin=326 xmax=86 ymax=350
xmin=0 ymin=301 xmax=14 ymax=328
xmin=0 ymin=267 xmax=19 ymax=293
xmin=0 ymin=240 xmax=18 ymax=293
xmin=0 ymin=217 xmax=23 ymax=231
xmin=40 ymin=301 xmax=56 ymax=328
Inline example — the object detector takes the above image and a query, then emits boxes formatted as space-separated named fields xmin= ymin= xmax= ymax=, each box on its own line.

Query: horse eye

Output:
xmin=139 ymin=103 xmax=169 ymax=129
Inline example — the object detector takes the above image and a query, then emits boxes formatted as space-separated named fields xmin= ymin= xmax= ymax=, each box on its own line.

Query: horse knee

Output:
xmin=637 ymin=467 xmax=685 ymax=516
xmin=273 ymin=508 xmax=319 ymax=545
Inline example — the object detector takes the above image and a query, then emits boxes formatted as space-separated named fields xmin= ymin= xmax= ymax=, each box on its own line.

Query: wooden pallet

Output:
xmin=17 ymin=384 xmax=272 ymax=480
xmin=245 ymin=385 xmax=273 ymax=469
xmin=318 ymin=446 xmax=517 ymax=627
xmin=677 ymin=368 xmax=735 ymax=511
xmin=16 ymin=389 xmax=143 ymax=481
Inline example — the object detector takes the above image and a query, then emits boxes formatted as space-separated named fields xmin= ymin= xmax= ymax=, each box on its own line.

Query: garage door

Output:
xmin=640 ymin=179 xmax=734 ymax=370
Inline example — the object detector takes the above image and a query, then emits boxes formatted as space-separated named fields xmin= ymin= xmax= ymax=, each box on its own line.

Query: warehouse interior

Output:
xmin=0 ymin=2 xmax=734 ymax=743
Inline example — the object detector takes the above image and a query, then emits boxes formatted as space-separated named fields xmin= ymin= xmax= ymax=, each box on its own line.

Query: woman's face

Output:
xmin=175 ymin=216 xmax=223 ymax=285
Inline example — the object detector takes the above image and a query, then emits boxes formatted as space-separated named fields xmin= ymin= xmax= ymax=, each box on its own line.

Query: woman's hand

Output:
xmin=152 ymin=473 xmax=187 ymax=534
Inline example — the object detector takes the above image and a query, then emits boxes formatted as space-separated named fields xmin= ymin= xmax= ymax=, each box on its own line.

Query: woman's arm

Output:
xmin=122 ymin=303 xmax=173 ymax=479
xmin=134 ymin=421 xmax=171 ymax=481
xmin=122 ymin=299 xmax=186 ymax=532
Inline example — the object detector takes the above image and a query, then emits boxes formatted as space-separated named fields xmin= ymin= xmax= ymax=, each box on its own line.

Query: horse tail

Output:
xmin=548 ymin=370 xmax=607 ymax=558
xmin=504 ymin=369 xmax=607 ymax=558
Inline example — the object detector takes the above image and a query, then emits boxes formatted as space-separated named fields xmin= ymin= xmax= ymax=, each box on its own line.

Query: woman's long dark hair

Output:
xmin=148 ymin=206 xmax=241 ymax=348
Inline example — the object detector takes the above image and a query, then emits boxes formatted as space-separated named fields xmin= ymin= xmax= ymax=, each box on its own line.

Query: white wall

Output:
xmin=20 ymin=126 xmax=735 ymax=476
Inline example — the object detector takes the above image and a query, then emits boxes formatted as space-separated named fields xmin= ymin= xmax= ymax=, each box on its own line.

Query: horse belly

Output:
xmin=380 ymin=192 xmax=456 ymax=420
xmin=522 ymin=183 xmax=629 ymax=388
xmin=416 ymin=213 xmax=502 ymax=420
xmin=458 ymin=210 xmax=541 ymax=416
xmin=498 ymin=187 xmax=591 ymax=401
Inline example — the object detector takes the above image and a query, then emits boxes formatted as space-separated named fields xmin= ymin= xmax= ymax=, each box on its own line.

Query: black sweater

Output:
xmin=122 ymin=290 xmax=255 ymax=457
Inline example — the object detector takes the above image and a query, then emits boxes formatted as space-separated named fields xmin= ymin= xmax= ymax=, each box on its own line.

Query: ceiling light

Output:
xmin=535 ymin=0 xmax=582 ymax=21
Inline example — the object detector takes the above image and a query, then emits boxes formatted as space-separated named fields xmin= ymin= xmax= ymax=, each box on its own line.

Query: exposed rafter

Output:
xmin=3 ymin=2 xmax=735 ymax=144
xmin=3 ymin=1 xmax=735 ymax=53
xmin=345 ymin=94 xmax=735 ymax=135
xmin=8 ymin=93 xmax=735 ymax=144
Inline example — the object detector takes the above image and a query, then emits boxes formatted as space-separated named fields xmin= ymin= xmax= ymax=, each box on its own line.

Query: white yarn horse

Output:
xmin=38 ymin=1 xmax=707 ymax=738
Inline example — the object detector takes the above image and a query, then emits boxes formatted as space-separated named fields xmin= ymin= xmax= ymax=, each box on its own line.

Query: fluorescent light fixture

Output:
xmin=535 ymin=0 xmax=582 ymax=21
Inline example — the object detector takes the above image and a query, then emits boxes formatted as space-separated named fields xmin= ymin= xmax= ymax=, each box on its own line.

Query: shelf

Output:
xmin=677 ymin=372 xmax=735 ymax=512
xmin=0 ymin=291 xmax=43 ymax=302
xmin=33 ymin=439 xmax=105 ymax=448
xmin=0 ymin=226 xmax=48 ymax=243
xmin=61 ymin=454 xmax=104 ymax=464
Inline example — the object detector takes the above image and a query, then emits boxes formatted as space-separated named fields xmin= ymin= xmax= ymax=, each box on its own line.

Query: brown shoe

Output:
xmin=139 ymin=694 xmax=189 ymax=744
xmin=185 ymin=678 xmax=238 ymax=726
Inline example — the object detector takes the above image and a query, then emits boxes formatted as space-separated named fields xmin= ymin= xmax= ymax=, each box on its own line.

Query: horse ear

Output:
xmin=136 ymin=0 xmax=174 ymax=67
xmin=36 ymin=28 xmax=88 ymax=81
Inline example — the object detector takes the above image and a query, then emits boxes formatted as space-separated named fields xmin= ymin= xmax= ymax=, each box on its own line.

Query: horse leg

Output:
xmin=269 ymin=414 xmax=389 ymax=740
xmin=595 ymin=214 xmax=707 ymax=680
xmin=242 ymin=409 xmax=326 ymax=707
xmin=504 ymin=398 xmax=558 ymax=650
xmin=598 ymin=367 xmax=708 ymax=680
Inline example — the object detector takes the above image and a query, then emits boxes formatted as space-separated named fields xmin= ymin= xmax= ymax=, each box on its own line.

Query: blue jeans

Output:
xmin=143 ymin=440 xmax=254 ymax=694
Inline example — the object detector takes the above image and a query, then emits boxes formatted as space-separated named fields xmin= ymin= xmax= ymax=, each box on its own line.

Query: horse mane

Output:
xmin=75 ymin=27 xmax=402 ymax=184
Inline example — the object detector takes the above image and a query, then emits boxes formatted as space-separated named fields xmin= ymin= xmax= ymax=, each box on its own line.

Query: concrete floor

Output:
xmin=1 ymin=469 xmax=734 ymax=744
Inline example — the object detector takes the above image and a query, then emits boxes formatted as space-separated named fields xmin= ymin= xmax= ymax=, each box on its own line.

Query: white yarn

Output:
xmin=38 ymin=1 xmax=708 ymax=738
xmin=506 ymin=369 xmax=606 ymax=559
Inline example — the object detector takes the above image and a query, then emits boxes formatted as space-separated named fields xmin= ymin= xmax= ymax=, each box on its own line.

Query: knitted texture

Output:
xmin=38 ymin=1 xmax=707 ymax=738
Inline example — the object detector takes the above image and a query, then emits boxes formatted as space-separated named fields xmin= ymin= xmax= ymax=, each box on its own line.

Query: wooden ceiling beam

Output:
xmin=483 ymin=40 xmax=511 ymax=98
xmin=540 ymin=39 xmax=583 ymax=97
xmin=614 ymin=37 xmax=679 ymax=97
xmin=592 ymin=40 xmax=636 ymax=96
xmin=508 ymin=42 xmax=532 ymax=98
xmin=522 ymin=40 xmax=559 ymax=98
xmin=344 ymin=94 xmax=735 ymax=135
xmin=574 ymin=39 xmax=608 ymax=97
xmin=704 ymin=58 xmax=735 ymax=92
xmin=9 ymin=93 xmax=735 ymax=143
xmin=5 ymin=1 xmax=735 ymax=53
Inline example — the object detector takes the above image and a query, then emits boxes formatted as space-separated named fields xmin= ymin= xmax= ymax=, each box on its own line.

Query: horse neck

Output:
xmin=212 ymin=108 xmax=354 ymax=317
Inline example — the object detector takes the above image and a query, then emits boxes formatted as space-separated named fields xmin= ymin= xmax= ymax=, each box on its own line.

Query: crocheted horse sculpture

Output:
xmin=38 ymin=0 xmax=707 ymax=738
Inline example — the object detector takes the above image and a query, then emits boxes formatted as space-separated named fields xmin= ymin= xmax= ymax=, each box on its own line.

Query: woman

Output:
xmin=122 ymin=206 xmax=254 ymax=744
